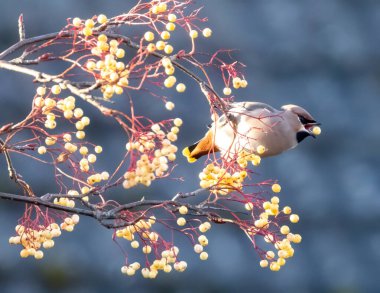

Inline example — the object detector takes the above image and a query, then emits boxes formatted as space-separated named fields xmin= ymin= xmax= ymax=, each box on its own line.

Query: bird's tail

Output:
xmin=182 ymin=142 xmax=199 ymax=163
xmin=182 ymin=130 xmax=218 ymax=163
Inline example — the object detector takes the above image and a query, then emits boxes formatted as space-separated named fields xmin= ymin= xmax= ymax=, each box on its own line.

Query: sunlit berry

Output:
xmin=202 ymin=28 xmax=212 ymax=38
xmin=272 ymin=183 xmax=281 ymax=193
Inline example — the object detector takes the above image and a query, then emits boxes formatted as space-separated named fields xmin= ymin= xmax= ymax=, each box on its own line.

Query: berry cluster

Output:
xmin=123 ymin=118 xmax=182 ymax=188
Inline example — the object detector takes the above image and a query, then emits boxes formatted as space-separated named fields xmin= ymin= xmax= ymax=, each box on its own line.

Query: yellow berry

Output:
xmin=189 ymin=30 xmax=198 ymax=39
xmin=161 ymin=31 xmax=170 ymax=40
xmin=164 ymin=76 xmax=176 ymax=88
xmin=270 ymin=262 xmax=280 ymax=271
xmin=155 ymin=41 xmax=165 ymax=51
xmin=280 ymin=225 xmax=290 ymax=235
xmin=85 ymin=19 xmax=95 ymax=28
xmin=271 ymin=196 xmax=280 ymax=204
xmin=283 ymin=206 xmax=292 ymax=214
xmin=116 ymin=48 xmax=125 ymax=58
xmin=158 ymin=2 xmax=167 ymax=12
xmin=164 ymin=44 xmax=173 ymax=54
xmin=82 ymin=27 xmax=93 ymax=37
xmin=256 ymin=145 xmax=266 ymax=155
xmin=95 ymin=146 xmax=103 ymax=153
xmin=20 ymin=249 xmax=29 ymax=258
xmin=147 ymin=43 xmax=156 ymax=52
xmin=293 ymin=234 xmax=302 ymax=243
xmin=76 ymin=131 xmax=85 ymax=139
xmin=166 ymin=22 xmax=176 ymax=31
xmin=312 ymin=126 xmax=321 ymax=136
xmin=272 ymin=183 xmax=281 ymax=193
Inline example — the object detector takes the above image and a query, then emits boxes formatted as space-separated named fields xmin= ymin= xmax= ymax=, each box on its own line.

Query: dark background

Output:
xmin=0 ymin=1 xmax=379 ymax=292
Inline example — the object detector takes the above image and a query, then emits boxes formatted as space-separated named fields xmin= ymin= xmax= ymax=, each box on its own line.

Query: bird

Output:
xmin=182 ymin=102 xmax=320 ymax=162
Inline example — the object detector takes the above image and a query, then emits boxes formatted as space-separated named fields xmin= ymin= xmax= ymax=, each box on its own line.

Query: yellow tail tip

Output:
xmin=182 ymin=147 xmax=197 ymax=163
xmin=187 ymin=157 xmax=197 ymax=163
xmin=182 ymin=147 xmax=191 ymax=157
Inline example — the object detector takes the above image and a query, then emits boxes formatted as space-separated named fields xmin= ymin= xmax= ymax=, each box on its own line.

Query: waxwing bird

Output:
xmin=182 ymin=102 xmax=320 ymax=162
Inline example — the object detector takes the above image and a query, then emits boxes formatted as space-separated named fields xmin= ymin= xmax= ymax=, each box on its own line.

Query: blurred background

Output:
xmin=0 ymin=0 xmax=379 ymax=292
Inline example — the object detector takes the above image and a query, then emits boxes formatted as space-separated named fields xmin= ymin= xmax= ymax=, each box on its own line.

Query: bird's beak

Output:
xmin=305 ymin=122 xmax=321 ymax=138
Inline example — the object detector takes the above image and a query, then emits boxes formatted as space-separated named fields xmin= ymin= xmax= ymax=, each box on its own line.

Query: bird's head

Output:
xmin=281 ymin=104 xmax=320 ymax=143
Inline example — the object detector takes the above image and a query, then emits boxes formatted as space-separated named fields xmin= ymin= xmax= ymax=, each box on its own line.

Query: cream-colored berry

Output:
xmin=194 ymin=244 xmax=203 ymax=254
xmin=142 ymin=245 xmax=152 ymax=254
xmin=179 ymin=205 xmax=188 ymax=215
xmin=165 ymin=101 xmax=175 ymax=110
xmin=245 ymin=202 xmax=254 ymax=211
xmin=177 ymin=217 xmax=186 ymax=226
xmin=200 ymin=251 xmax=208 ymax=260
xmin=202 ymin=28 xmax=212 ymax=38
xmin=223 ymin=87 xmax=232 ymax=95
xmin=38 ymin=146 xmax=47 ymax=155
xmin=164 ymin=44 xmax=174 ymax=54
xmin=289 ymin=214 xmax=299 ymax=223
xmin=72 ymin=17 xmax=82 ymax=27
xmin=260 ymin=259 xmax=269 ymax=268
xmin=173 ymin=118 xmax=183 ymax=127
xmin=95 ymin=146 xmax=103 ymax=153
xmin=176 ymin=83 xmax=186 ymax=93
xmin=97 ymin=14 xmax=108 ymax=24
xmin=131 ymin=240 xmax=139 ymax=249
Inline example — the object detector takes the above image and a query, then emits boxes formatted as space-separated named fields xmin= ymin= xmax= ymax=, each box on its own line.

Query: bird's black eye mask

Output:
xmin=298 ymin=115 xmax=316 ymax=125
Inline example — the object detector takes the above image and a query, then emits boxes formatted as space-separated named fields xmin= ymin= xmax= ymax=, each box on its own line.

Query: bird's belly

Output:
xmin=215 ymin=122 xmax=297 ymax=158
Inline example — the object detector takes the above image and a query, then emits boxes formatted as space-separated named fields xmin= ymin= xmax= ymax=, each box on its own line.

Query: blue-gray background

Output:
xmin=0 ymin=1 xmax=379 ymax=293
